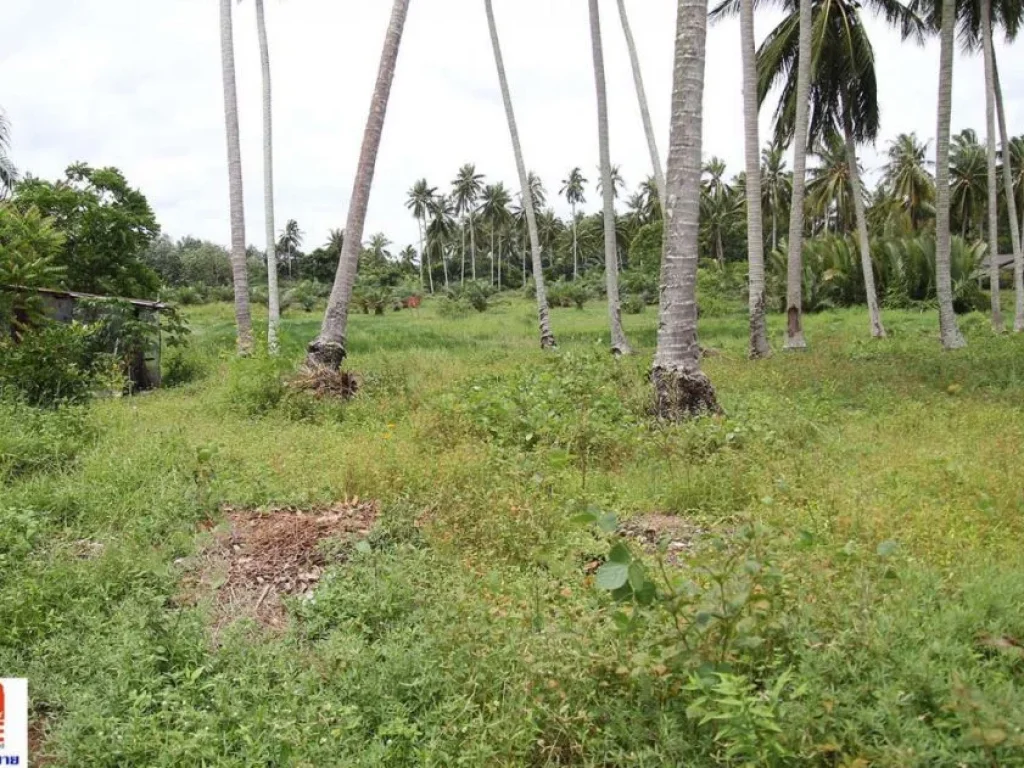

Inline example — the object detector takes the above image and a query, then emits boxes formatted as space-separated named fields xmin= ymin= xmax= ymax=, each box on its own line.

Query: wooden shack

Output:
xmin=0 ymin=285 xmax=168 ymax=389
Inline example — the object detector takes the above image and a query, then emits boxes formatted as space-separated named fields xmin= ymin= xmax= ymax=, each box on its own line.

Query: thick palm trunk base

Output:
xmin=748 ymin=291 xmax=771 ymax=359
xmin=305 ymin=339 xmax=347 ymax=371
xmin=784 ymin=306 xmax=807 ymax=350
xmin=651 ymin=366 xmax=721 ymax=420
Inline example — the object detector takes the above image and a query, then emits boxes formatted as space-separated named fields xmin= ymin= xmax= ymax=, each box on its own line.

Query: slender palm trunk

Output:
xmin=419 ymin=218 xmax=432 ymax=294
xmin=993 ymin=54 xmax=1024 ymax=331
xmin=842 ymin=109 xmax=885 ymax=338
xmin=460 ymin=225 xmax=467 ymax=283
xmin=485 ymin=0 xmax=555 ymax=347
xmin=307 ymin=0 xmax=410 ymax=369
xmin=572 ymin=204 xmax=579 ymax=279
xmin=469 ymin=211 xmax=478 ymax=280
xmin=497 ymin=235 xmax=502 ymax=287
xmin=616 ymin=0 xmax=666 ymax=206
xmin=590 ymin=0 xmax=632 ymax=355
xmin=741 ymin=0 xmax=770 ymax=358
xmin=934 ymin=0 xmax=966 ymax=349
xmin=490 ymin=228 xmax=495 ymax=284
xmin=442 ymin=242 xmax=450 ymax=290
xmin=652 ymin=0 xmax=720 ymax=418
xmin=783 ymin=0 xmax=812 ymax=350
xmin=255 ymin=0 xmax=280 ymax=354
xmin=220 ymin=0 xmax=253 ymax=354
xmin=981 ymin=0 xmax=1003 ymax=331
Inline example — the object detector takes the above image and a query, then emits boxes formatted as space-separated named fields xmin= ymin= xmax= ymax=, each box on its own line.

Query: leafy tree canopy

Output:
xmin=13 ymin=163 xmax=160 ymax=298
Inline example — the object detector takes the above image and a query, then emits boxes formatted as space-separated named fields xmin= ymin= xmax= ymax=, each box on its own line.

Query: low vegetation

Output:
xmin=4 ymin=297 xmax=1024 ymax=765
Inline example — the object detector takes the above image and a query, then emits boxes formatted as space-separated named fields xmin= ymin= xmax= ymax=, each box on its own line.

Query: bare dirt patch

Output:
xmin=178 ymin=498 xmax=378 ymax=632
xmin=618 ymin=514 xmax=711 ymax=564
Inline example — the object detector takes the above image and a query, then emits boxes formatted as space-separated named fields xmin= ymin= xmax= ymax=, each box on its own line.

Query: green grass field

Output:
xmin=4 ymin=298 xmax=1024 ymax=766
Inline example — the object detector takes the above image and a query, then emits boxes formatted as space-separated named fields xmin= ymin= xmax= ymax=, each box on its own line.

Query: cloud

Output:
xmin=1 ymin=0 xmax=1019 ymax=254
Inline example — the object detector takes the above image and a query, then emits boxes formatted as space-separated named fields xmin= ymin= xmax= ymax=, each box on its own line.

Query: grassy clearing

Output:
xmin=3 ymin=298 xmax=1024 ymax=765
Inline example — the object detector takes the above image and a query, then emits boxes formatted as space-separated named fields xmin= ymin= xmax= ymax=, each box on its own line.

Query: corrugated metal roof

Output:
xmin=0 ymin=284 xmax=167 ymax=311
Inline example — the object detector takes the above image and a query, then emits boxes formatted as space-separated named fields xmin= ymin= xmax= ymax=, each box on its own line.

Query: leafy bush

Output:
xmin=447 ymin=280 xmax=496 ymax=312
xmin=436 ymin=297 xmax=472 ymax=318
xmin=547 ymin=279 xmax=591 ymax=309
xmin=282 ymin=281 xmax=321 ymax=313
xmin=621 ymin=294 xmax=646 ymax=314
xmin=221 ymin=354 xmax=290 ymax=417
xmin=0 ymin=324 xmax=106 ymax=406
xmin=162 ymin=345 xmax=211 ymax=388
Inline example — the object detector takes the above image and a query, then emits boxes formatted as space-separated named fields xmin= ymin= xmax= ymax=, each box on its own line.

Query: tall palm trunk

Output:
xmin=220 ymin=0 xmax=253 ymax=354
xmin=255 ymin=0 xmax=280 ymax=354
xmin=307 ymin=0 xmax=410 ymax=369
xmin=571 ymin=204 xmax=579 ymax=279
xmin=934 ymin=0 xmax=966 ymax=349
xmin=485 ymin=0 xmax=556 ymax=348
xmin=616 ymin=0 xmax=666 ymax=205
xmin=981 ymin=0 xmax=1003 ymax=331
xmin=841 ymin=107 xmax=885 ymax=338
xmin=419 ymin=218 xmax=433 ymax=294
xmin=993 ymin=55 xmax=1024 ymax=330
xmin=469 ymin=211 xmax=478 ymax=280
xmin=740 ymin=0 xmax=770 ymax=358
xmin=442 ymin=241 xmax=450 ymax=290
xmin=783 ymin=0 xmax=812 ymax=350
xmin=460 ymin=226 xmax=467 ymax=283
xmin=590 ymin=0 xmax=633 ymax=356
xmin=652 ymin=0 xmax=720 ymax=418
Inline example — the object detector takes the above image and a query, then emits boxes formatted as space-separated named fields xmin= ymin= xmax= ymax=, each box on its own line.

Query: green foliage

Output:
xmin=446 ymin=349 xmax=643 ymax=463
xmin=0 ymin=203 xmax=66 ymax=326
xmin=627 ymin=220 xmax=663 ymax=274
xmin=768 ymin=234 xmax=988 ymax=314
xmin=0 ymin=323 xmax=107 ymax=406
xmin=546 ymin=279 xmax=591 ymax=309
xmin=282 ymin=280 xmax=324 ymax=313
xmin=13 ymin=164 xmax=160 ymax=298
xmin=0 ymin=397 xmax=93 ymax=481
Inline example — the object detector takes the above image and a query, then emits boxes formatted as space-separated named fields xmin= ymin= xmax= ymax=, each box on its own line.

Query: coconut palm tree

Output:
xmin=251 ymin=0 xmax=281 ymax=353
xmin=428 ymin=194 xmax=455 ymax=290
xmin=452 ymin=164 xmax=485 ymax=282
xmin=616 ymin=0 xmax=666 ymax=205
xmin=589 ymin=0 xmax=633 ymax=356
xmin=479 ymin=182 xmax=511 ymax=286
xmin=0 ymin=110 xmax=17 ymax=199
xmin=806 ymin=134 xmax=858 ymax=235
xmin=932 ymin=0 xmax=966 ymax=348
xmin=652 ymin=0 xmax=720 ymax=419
xmin=881 ymin=133 xmax=935 ymax=231
xmin=278 ymin=219 xmax=304 ymax=277
xmin=484 ymin=0 xmax=556 ymax=347
xmin=747 ymin=0 xmax=924 ymax=339
xmin=595 ymin=165 xmax=627 ymax=200
xmin=950 ymin=130 xmax=986 ymax=239
xmin=219 ymin=0 xmax=253 ymax=354
xmin=700 ymin=164 xmax=740 ymax=265
xmin=560 ymin=168 xmax=587 ymax=280
xmin=994 ymin=59 xmax=1023 ymax=329
xmin=307 ymin=0 xmax=410 ymax=369
xmin=786 ymin=0 xmax=810 ymax=348
xmin=406 ymin=179 xmax=436 ymax=293
xmin=761 ymin=141 xmax=792 ymax=250
xmin=980 ymin=0 xmax=1003 ymax=329
xmin=740 ymin=0 xmax=771 ymax=356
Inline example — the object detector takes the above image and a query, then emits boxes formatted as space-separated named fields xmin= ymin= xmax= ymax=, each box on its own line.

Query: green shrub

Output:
xmin=436 ymin=297 xmax=472 ymax=319
xmin=162 ymin=344 xmax=211 ymax=388
xmin=221 ymin=354 xmax=290 ymax=417
xmin=0 ymin=324 xmax=104 ymax=406
xmin=621 ymin=294 xmax=646 ymax=314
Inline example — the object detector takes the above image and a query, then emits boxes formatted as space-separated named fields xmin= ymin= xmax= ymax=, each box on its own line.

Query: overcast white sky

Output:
xmin=2 ymin=0 xmax=1020 ymax=254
